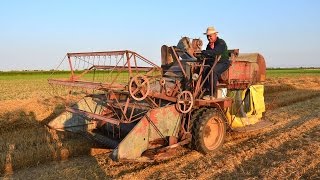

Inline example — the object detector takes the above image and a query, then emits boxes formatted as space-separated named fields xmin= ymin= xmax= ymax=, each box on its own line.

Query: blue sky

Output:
xmin=0 ymin=0 xmax=319 ymax=70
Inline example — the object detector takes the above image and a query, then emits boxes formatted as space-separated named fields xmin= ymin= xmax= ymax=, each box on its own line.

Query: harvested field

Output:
xmin=0 ymin=71 xmax=319 ymax=179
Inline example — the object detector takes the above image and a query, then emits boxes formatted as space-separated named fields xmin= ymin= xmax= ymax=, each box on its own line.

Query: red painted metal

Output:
xmin=48 ymin=39 xmax=266 ymax=161
xmin=66 ymin=107 xmax=121 ymax=125
xmin=194 ymin=98 xmax=233 ymax=109
xmin=220 ymin=53 xmax=266 ymax=89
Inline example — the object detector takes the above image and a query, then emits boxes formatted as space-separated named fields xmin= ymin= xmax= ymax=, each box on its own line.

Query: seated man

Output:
xmin=201 ymin=26 xmax=230 ymax=99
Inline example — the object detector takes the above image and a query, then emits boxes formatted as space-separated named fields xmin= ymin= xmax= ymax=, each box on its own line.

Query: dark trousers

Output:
xmin=203 ymin=60 xmax=230 ymax=95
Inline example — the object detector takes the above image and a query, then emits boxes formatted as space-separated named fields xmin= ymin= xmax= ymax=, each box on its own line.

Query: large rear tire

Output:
xmin=187 ymin=108 xmax=207 ymax=148
xmin=192 ymin=108 xmax=226 ymax=154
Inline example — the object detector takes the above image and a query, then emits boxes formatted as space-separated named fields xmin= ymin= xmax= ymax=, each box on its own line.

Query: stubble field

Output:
xmin=0 ymin=69 xmax=319 ymax=179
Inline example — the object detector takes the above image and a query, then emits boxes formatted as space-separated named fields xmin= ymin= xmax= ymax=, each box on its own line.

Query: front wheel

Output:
xmin=191 ymin=108 xmax=226 ymax=154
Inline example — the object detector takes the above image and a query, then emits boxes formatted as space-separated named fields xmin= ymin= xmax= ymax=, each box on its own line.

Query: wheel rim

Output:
xmin=203 ymin=116 xmax=224 ymax=150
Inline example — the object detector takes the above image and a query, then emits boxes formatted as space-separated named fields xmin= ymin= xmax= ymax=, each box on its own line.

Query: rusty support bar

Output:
xmin=110 ymin=91 xmax=129 ymax=121
xmin=48 ymin=79 xmax=102 ymax=89
xmin=211 ymin=69 xmax=214 ymax=97
xmin=170 ymin=47 xmax=187 ymax=78
xmin=123 ymin=98 xmax=130 ymax=116
xmin=134 ymin=55 xmax=138 ymax=75
xmin=195 ymin=55 xmax=221 ymax=98
xmin=68 ymin=56 xmax=75 ymax=80
xmin=92 ymin=65 xmax=153 ymax=71
xmin=110 ymin=59 xmax=129 ymax=85
xmin=134 ymin=53 xmax=161 ymax=69
xmin=128 ymin=104 xmax=136 ymax=121
xmin=194 ymin=98 xmax=232 ymax=109
xmin=48 ymin=79 xmax=125 ymax=90
xmin=194 ymin=60 xmax=207 ymax=97
xmin=73 ymin=65 xmax=95 ymax=81
xmin=126 ymin=51 xmax=132 ymax=77
xmin=149 ymin=91 xmax=177 ymax=102
xmin=67 ymin=51 xmax=127 ymax=57
xmin=66 ymin=107 xmax=120 ymax=125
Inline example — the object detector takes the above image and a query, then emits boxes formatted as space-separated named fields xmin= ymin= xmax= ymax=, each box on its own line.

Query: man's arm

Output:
xmin=202 ymin=39 xmax=227 ymax=57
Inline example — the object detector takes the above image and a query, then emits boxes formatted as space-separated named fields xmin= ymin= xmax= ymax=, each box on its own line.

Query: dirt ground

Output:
xmin=0 ymin=76 xmax=319 ymax=179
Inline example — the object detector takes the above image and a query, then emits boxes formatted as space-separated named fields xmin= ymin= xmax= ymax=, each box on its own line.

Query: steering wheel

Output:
xmin=129 ymin=74 xmax=150 ymax=101
xmin=176 ymin=91 xmax=194 ymax=113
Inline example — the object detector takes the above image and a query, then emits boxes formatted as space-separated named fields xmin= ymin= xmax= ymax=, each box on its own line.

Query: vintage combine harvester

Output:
xmin=48 ymin=37 xmax=268 ymax=161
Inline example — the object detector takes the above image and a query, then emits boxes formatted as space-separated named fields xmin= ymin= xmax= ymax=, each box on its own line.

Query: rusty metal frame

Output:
xmin=49 ymin=50 xmax=161 ymax=91
xmin=49 ymin=48 xmax=239 ymax=132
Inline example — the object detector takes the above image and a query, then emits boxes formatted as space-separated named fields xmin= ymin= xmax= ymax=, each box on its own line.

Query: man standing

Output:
xmin=201 ymin=26 xmax=230 ymax=99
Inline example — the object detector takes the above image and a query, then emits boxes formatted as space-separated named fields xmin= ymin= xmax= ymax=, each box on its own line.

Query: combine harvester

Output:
xmin=48 ymin=37 xmax=269 ymax=161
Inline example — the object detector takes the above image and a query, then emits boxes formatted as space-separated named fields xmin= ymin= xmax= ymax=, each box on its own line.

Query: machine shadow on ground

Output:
xmin=0 ymin=106 xmax=109 ymax=179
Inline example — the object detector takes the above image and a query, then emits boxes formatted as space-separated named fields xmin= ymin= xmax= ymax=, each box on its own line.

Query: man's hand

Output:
xmin=193 ymin=51 xmax=201 ymax=57
xmin=193 ymin=51 xmax=205 ymax=61
xmin=201 ymin=50 xmax=214 ymax=57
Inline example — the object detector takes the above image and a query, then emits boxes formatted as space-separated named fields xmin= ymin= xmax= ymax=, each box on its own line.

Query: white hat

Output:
xmin=203 ymin=27 xmax=218 ymax=35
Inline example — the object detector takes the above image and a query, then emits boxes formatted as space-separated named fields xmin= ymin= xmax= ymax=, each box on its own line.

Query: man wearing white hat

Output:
xmin=201 ymin=26 xmax=230 ymax=100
